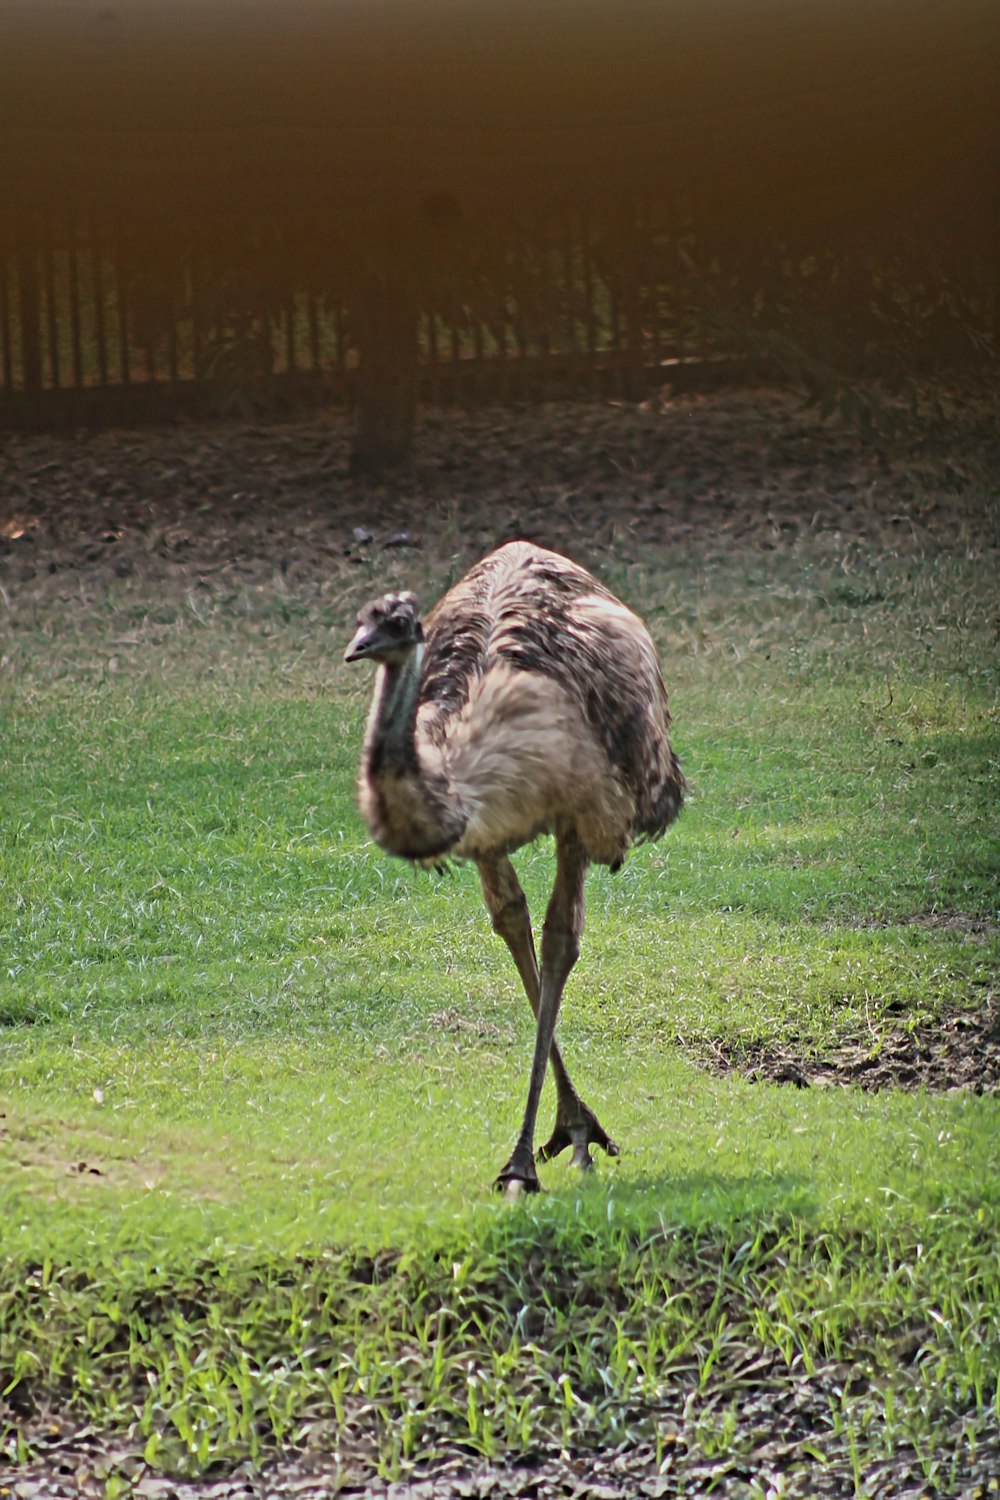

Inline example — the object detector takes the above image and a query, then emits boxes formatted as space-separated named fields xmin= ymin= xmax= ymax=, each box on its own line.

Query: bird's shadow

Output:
xmin=478 ymin=1166 xmax=819 ymax=1242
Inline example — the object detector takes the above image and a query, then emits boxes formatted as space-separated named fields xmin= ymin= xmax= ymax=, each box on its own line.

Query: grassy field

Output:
xmin=1 ymin=411 xmax=998 ymax=1494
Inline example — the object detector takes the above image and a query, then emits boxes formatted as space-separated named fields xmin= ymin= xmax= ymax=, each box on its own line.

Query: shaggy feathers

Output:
xmin=400 ymin=541 xmax=683 ymax=862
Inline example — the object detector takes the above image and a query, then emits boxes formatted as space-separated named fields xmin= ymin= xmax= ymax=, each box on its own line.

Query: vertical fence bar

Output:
xmin=580 ymin=209 xmax=598 ymax=395
xmin=43 ymin=228 xmax=60 ymax=388
xmin=16 ymin=238 xmax=43 ymax=393
xmin=308 ymin=291 xmax=320 ymax=371
xmin=611 ymin=282 xmax=625 ymax=396
xmin=493 ymin=294 xmax=509 ymax=401
xmin=92 ymin=231 xmax=108 ymax=385
xmin=539 ymin=217 xmax=553 ymax=373
xmin=0 ymin=251 xmax=12 ymax=391
xmin=166 ymin=283 xmax=179 ymax=383
xmin=190 ymin=251 xmax=203 ymax=379
xmin=648 ymin=204 xmax=663 ymax=370
xmin=609 ymin=276 xmax=621 ymax=351
xmin=145 ymin=315 xmax=157 ymax=383
xmin=622 ymin=200 xmax=647 ymax=401
xmin=333 ymin=305 xmax=345 ymax=373
xmin=67 ymin=218 xmax=84 ymax=388
xmin=283 ymin=303 xmax=293 ymax=375
xmin=449 ymin=321 xmax=460 ymax=402
xmin=472 ymin=315 xmax=483 ymax=401
xmin=562 ymin=218 xmax=577 ymax=386
xmin=675 ymin=226 xmax=687 ymax=365
xmin=426 ymin=313 xmax=441 ymax=403
xmin=115 ymin=239 xmax=130 ymax=384
xmin=514 ymin=277 xmax=528 ymax=369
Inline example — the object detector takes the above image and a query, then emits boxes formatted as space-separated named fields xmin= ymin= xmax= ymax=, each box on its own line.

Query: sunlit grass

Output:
xmin=0 ymin=524 xmax=997 ymax=1480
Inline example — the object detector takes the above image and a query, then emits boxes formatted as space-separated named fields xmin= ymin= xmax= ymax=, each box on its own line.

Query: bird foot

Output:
xmin=494 ymin=1150 xmax=541 ymax=1196
xmin=537 ymin=1104 xmax=620 ymax=1170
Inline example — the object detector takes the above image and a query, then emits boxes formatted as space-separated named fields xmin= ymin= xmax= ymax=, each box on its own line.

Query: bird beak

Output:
xmin=344 ymin=626 xmax=378 ymax=663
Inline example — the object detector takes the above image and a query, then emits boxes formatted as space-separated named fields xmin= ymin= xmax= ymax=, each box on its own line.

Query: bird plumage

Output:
xmin=352 ymin=541 xmax=682 ymax=866
xmin=346 ymin=540 xmax=683 ymax=1191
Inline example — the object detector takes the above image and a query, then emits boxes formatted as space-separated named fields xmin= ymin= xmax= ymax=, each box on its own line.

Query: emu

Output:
xmin=345 ymin=541 xmax=683 ymax=1194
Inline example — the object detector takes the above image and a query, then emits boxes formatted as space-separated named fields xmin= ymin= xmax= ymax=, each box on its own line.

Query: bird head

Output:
xmin=344 ymin=591 xmax=423 ymax=665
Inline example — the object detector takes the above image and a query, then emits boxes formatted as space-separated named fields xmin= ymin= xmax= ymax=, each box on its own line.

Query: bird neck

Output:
xmin=360 ymin=642 xmax=468 ymax=861
xmin=366 ymin=643 xmax=424 ymax=774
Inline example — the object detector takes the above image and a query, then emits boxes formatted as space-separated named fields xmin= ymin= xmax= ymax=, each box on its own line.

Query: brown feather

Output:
xmin=353 ymin=540 xmax=683 ymax=866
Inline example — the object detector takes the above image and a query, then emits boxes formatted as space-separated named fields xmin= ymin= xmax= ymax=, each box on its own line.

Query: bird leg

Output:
xmin=481 ymin=841 xmax=618 ymax=1193
xmin=477 ymin=855 xmax=578 ymax=1108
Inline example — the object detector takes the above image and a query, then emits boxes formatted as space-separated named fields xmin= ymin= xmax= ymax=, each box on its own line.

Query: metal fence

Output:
xmin=0 ymin=210 xmax=726 ymax=428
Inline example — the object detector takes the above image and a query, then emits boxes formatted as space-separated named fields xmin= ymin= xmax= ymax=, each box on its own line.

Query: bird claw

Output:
xmin=537 ymin=1106 xmax=620 ymax=1169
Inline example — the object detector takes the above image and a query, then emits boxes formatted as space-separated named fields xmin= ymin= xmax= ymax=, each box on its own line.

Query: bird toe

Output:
xmin=540 ymin=1105 xmax=619 ymax=1167
xmin=536 ymin=1124 xmax=572 ymax=1163
xmin=569 ymin=1134 xmax=596 ymax=1170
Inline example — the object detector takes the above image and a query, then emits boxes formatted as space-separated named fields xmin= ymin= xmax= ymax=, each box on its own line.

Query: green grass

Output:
xmin=1 ymin=528 xmax=998 ymax=1486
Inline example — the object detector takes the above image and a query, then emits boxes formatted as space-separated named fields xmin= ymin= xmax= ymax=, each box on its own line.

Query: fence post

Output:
xmin=350 ymin=255 xmax=417 ymax=476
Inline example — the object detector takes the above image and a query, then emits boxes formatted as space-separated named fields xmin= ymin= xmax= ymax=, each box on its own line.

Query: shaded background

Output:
xmin=1 ymin=0 xmax=997 ymax=466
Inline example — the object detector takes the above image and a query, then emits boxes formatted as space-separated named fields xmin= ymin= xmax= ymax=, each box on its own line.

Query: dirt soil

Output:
xmin=2 ymin=386 xmax=997 ymax=637
xmin=2 ymin=387 xmax=998 ymax=1499
xmin=3 ymin=1375 xmax=997 ymax=1500
xmin=703 ymin=989 xmax=1000 ymax=1096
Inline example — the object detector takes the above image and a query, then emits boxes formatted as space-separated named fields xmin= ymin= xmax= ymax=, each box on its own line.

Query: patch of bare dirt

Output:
xmin=5 ymin=1355 xmax=997 ymax=1499
xmin=1 ymin=388 xmax=997 ymax=644
xmin=702 ymin=996 xmax=1000 ymax=1095
xmin=870 ymin=912 xmax=998 ymax=941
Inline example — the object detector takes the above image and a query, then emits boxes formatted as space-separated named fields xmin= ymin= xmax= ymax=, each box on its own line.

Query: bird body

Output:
xmin=346 ymin=540 xmax=683 ymax=1192
xmin=352 ymin=540 xmax=682 ymax=868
